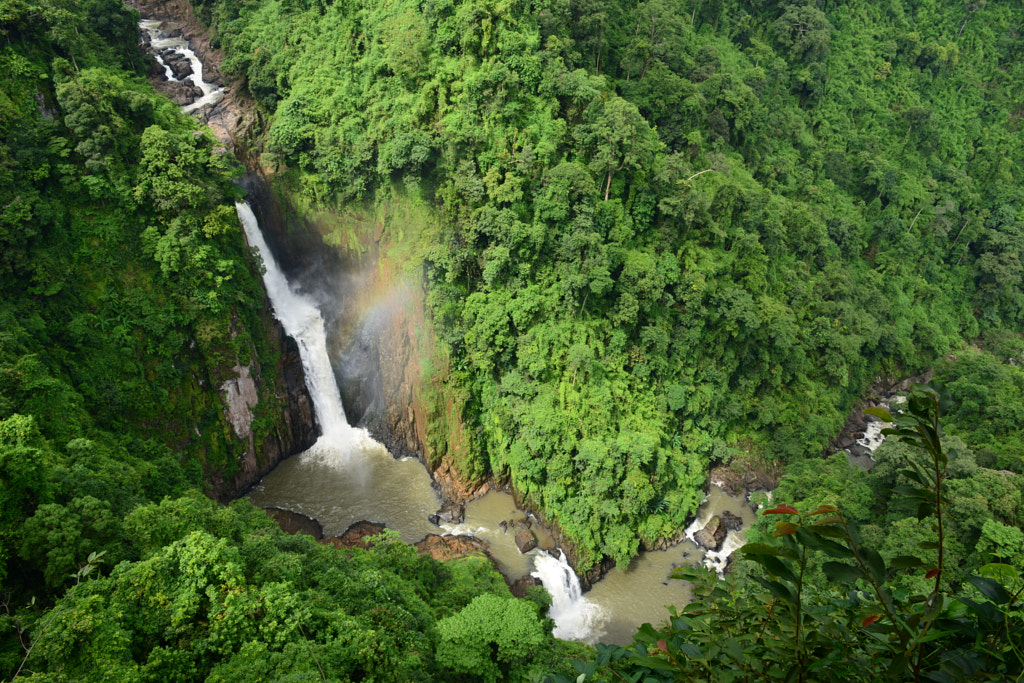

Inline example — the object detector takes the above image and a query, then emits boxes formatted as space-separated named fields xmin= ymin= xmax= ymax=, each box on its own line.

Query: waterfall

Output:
xmin=237 ymin=202 xmax=359 ymax=450
xmin=140 ymin=19 xmax=225 ymax=113
xmin=532 ymin=552 xmax=606 ymax=643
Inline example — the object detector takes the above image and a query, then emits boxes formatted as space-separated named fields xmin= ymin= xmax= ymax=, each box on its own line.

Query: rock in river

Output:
xmin=514 ymin=527 xmax=538 ymax=554
xmin=694 ymin=515 xmax=728 ymax=551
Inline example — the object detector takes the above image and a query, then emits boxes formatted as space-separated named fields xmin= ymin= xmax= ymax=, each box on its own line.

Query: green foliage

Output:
xmin=192 ymin=0 xmax=1024 ymax=573
xmin=20 ymin=496 xmax=124 ymax=590
xmin=437 ymin=592 xmax=550 ymax=682
xmin=934 ymin=347 xmax=1024 ymax=472
xmin=15 ymin=495 xmax=560 ymax=682
xmin=569 ymin=385 xmax=1024 ymax=682
xmin=6 ymin=0 xmax=1024 ymax=678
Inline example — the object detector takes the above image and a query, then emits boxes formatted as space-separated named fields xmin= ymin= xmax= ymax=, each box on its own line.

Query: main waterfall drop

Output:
xmin=237 ymin=201 xmax=443 ymax=542
xmin=236 ymin=202 xmax=352 ymax=444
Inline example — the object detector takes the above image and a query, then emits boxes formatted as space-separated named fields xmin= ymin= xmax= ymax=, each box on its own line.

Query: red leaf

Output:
xmin=657 ymin=639 xmax=668 ymax=653
xmin=926 ymin=568 xmax=940 ymax=580
xmin=814 ymin=516 xmax=844 ymax=526
xmin=764 ymin=504 xmax=799 ymax=515
xmin=772 ymin=521 xmax=798 ymax=537
xmin=861 ymin=614 xmax=881 ymax=627
xmin=806 ymin=505 xmax=839 ymax=516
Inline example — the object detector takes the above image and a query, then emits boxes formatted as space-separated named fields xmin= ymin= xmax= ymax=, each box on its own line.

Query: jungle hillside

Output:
xmin=195 ymin=0 xmax=1024 ymax=569
xmin=2 ymin=0 xmax=1024 ymax=679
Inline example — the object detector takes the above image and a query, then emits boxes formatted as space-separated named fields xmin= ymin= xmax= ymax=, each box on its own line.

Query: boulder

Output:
xmin=693 ymin=516 xmax=727 ymax=551
xmin=850 ymin=444 xmax=873 ymax=458
xmin=515 ymin=528 xmax=537 ymax=554
xmin=161 ymin=50 xmax=194 ymax=81
xmin=436 ymin=502 xmax=465 ymax=524
xmin=414 ymin=534 xmax=490 ymax=561
xmin=160 ymin=80 xmax=203 ymax=106
xmin=721 ymin=510 xmax=743 ymax=532
xmin=427 ymin=514 xmax=441 ymax=527
xmin=834 ymin=435 xmax=856 ymax=449
xmin=509 ymin=574 xmax=542 ymax=598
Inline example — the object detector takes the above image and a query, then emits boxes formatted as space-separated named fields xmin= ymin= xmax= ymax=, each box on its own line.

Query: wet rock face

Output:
xmin=208 ymin=316 xmax=319 ymax=503
xmin=333 ymin=276 xmax=428 ymax=465
xmin=161 ymin=49 xmax=194 ymax=80
xmin=221 ymin=364 xmax=259 ymax=440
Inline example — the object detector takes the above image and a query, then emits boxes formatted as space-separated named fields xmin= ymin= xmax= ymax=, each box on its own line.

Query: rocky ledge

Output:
xmin=414 ymin=534 xmax=492 ymax=562
xmin=265 ymin=508 xmax=324 ymax=539
xmin=316 ymin=519 xmax=495 ymax=563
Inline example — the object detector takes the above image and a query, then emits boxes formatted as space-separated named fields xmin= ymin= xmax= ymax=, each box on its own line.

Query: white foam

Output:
xmin=140 ymin=20 xmax=225 ymax=113
xmin=532 ymin=551 xmax=607 ymax=643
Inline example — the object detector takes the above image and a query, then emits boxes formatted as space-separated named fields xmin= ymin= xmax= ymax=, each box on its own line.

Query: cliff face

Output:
xmin=206 ymin=309 xmax=319 ymax=502
xmin=130 ymin=0 xmax=319 ymax=500
xmin=334 ymin=266 xmax=429 ymax=462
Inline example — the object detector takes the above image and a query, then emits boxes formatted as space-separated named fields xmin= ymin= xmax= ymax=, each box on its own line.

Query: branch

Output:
xmin=685 ymin=168 xmax=716 ymax=182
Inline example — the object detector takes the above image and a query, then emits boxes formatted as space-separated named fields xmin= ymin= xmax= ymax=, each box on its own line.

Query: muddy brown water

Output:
xmin=251 ymin=455 xmax=754 ymax=645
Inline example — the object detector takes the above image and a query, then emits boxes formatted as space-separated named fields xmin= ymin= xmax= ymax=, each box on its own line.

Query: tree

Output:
xmin=769 ymin=3 xmax=832 ymax=64
xmin=575 ymin=94 xmax=662 ymax=201
xmin=436 ymin=592 xmax=549 ymax=682
xmin=19 ymin=496 xmax=123 ymax=589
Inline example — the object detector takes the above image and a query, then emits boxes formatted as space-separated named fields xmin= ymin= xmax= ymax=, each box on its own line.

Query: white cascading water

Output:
xmin=236 ymin=201 xmax=372 ymax=464
xmin=139 ymin=20 xmax=225 ymax=113
xmin=682 ymin=489 xmax=743 ymax=575
xmin=532 ymin=552 xmax=607 ymax=643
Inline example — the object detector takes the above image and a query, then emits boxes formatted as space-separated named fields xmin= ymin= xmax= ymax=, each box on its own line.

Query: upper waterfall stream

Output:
xmin=140 ymin=19 xmax=225 ymax=113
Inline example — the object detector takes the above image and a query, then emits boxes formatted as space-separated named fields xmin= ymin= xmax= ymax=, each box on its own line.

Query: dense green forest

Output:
xmin=2 ymin=0 xmax=1023 ymax=678
xmin=0 ymin=1 xmax=581 ymax=680
xmin=192 ymin=0 xmax=1024 ymax=569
